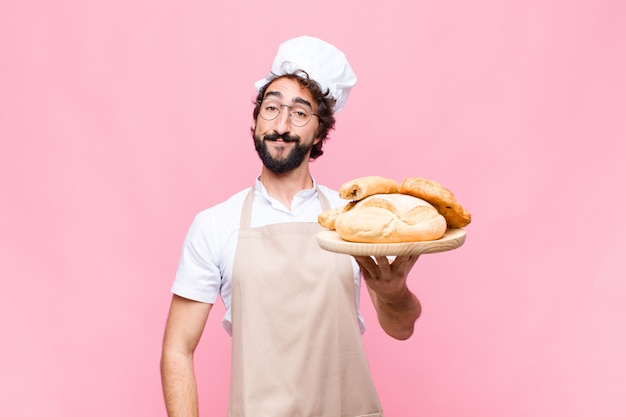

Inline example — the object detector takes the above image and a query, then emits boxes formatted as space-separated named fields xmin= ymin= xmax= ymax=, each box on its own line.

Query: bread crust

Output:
xmin=339 ymin=176 xmax=399 ymax=200
xmin=399 ymin=177 xmax=471 ymax=228
xmin=333 ymin=194 xmax=447 ymax=243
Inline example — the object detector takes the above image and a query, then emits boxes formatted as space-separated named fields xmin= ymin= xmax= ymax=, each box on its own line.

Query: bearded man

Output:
xmin=161 ymin=35 xmax=422 ymax=417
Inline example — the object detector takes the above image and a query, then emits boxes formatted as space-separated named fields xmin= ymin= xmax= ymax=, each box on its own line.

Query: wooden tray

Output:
xmin=316 ymin=228 xmax=466 ymax=256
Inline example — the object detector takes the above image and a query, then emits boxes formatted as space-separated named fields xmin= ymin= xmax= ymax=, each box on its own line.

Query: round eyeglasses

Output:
xmin=258 ymin=99 xmax=318 ymax=127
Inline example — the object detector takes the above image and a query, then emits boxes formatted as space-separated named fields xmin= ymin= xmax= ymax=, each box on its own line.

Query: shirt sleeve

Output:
xmin=171 ymin=210 xmax=222 ymax=304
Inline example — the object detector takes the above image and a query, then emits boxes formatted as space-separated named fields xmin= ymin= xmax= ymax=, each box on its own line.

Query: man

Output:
xmin=161 ymin=35 xmax=422 ymax=417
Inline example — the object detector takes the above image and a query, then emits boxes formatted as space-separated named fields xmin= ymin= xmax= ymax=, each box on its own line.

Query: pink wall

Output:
xmin=1 ymin=1 xmax=625 ymax=416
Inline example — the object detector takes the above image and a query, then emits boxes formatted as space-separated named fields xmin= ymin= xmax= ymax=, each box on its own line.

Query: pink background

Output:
xmin=1 ymin=1 xmax=625 ymax=416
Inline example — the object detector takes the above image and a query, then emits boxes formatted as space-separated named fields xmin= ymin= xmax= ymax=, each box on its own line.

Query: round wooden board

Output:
xmin=316 ymin=228 xmax=467 ymax=257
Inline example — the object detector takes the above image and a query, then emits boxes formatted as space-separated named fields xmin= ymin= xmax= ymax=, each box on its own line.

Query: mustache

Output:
xmin=263 ymin=132 xmax=300 ymax=143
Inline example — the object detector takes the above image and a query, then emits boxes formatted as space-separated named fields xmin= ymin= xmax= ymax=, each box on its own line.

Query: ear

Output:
xmin=313 ymin=137 xmax=321 ymax=145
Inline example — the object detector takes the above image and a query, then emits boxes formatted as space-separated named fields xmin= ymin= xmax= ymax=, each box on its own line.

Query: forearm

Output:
xmin=161 ymin=350 xmax=200 ymax=417
xmin=369 ymin=286 xmax=421 ymax=340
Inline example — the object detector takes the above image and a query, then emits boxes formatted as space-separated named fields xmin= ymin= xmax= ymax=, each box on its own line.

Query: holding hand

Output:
xmin=354 ymin=255 xmax=422 ymax=340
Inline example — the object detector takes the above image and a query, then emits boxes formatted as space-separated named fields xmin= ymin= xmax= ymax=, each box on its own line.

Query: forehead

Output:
xmin=264 ymin=77 xmax=316 ymax=106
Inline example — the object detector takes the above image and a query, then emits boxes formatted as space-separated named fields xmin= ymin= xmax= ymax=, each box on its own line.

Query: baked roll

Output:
xmin=339 ymin=176 xmax=399 ymax=200
xmin=400 ymin=177 xmax=471 ymax=228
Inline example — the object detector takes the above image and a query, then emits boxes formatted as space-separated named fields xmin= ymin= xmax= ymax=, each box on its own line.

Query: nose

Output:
xmin=273 ymin=105 xmax=292 ymax=134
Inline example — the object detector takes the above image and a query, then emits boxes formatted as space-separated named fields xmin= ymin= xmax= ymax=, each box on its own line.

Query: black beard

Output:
xmin=253 ymin=132 xmax=313 ymax=174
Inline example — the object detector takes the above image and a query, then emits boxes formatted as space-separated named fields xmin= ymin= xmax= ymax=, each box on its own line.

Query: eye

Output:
xmin=292 ymin=108 xmax=309 ymax=118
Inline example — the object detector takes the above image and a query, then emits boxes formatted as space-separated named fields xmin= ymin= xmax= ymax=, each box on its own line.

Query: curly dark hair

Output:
xmin=252 ymin=71 xmax=337 ymax=160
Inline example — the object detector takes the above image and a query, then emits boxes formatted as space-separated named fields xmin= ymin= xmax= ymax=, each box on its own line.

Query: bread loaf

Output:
xmin=333 ymin=194 xmax=447 ymax=243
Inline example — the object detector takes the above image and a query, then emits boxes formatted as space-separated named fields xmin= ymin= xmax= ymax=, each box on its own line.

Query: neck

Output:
xmin=259 ymin=166 xmax=314 ymax=210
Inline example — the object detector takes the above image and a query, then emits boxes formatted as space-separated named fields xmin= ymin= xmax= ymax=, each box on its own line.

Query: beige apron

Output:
xmin=228 ymin=186 xmax=383 ymax=417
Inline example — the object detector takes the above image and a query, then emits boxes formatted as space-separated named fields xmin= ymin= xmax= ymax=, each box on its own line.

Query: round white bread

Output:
xmin=333 ymin=194 xmax=447 ymax=243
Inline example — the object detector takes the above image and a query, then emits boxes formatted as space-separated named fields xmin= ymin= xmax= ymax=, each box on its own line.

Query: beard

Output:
xmin=253 ymin=131 xmax=314 ymax=174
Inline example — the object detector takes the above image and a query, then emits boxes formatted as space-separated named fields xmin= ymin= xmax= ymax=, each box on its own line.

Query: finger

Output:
xmin=391 ymin=254 xmax=420 ymax=269
xmin=353 ymin=256 xmax=377 ymax=277
xmin=373 ymin=256 xmax=391 ymax=273
xmin=353 ymin=255 xmax=376 ymax=270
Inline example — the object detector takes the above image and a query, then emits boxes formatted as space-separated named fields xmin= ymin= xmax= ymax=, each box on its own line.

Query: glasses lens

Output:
xmin=289 ymin=106 xmax=311 ymax=127
xmin=260 ymin=100 xmax=281 ymax=121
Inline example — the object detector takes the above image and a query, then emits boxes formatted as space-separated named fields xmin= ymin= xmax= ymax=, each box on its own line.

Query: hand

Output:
xmin=353 ymin=255 xmax=419 ymax=301
xmin=353 ymin=255 xmax=421 ymax=340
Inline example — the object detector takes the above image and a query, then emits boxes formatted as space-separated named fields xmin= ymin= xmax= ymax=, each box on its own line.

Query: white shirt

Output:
xmin=172 ymin=178 xmax=364 ymax=334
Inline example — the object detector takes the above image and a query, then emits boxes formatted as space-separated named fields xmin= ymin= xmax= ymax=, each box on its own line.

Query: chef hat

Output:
xmin=254 ymin=35 xmax=357 ymax=113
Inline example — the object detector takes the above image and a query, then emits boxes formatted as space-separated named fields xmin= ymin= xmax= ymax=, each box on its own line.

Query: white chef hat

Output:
xmin=254 ymin=35 xmax=358 ymax=113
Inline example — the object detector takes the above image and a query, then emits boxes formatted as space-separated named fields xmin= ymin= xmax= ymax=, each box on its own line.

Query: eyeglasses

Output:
xmin=258 ymin=99 xmax=318 ymax=127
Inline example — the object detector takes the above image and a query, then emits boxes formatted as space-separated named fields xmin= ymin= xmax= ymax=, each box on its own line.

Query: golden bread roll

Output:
xmin=333 ymin=194 xmax=447 ymax=243
xmin=339 ymin=176 xmax=399 ymax=200
xmin=399 ymin=177 xmax=471 ymax=228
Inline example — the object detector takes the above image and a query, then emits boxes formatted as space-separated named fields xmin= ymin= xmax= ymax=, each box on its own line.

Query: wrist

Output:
xmin=374 ymin=285 xmax=414 ymax=307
